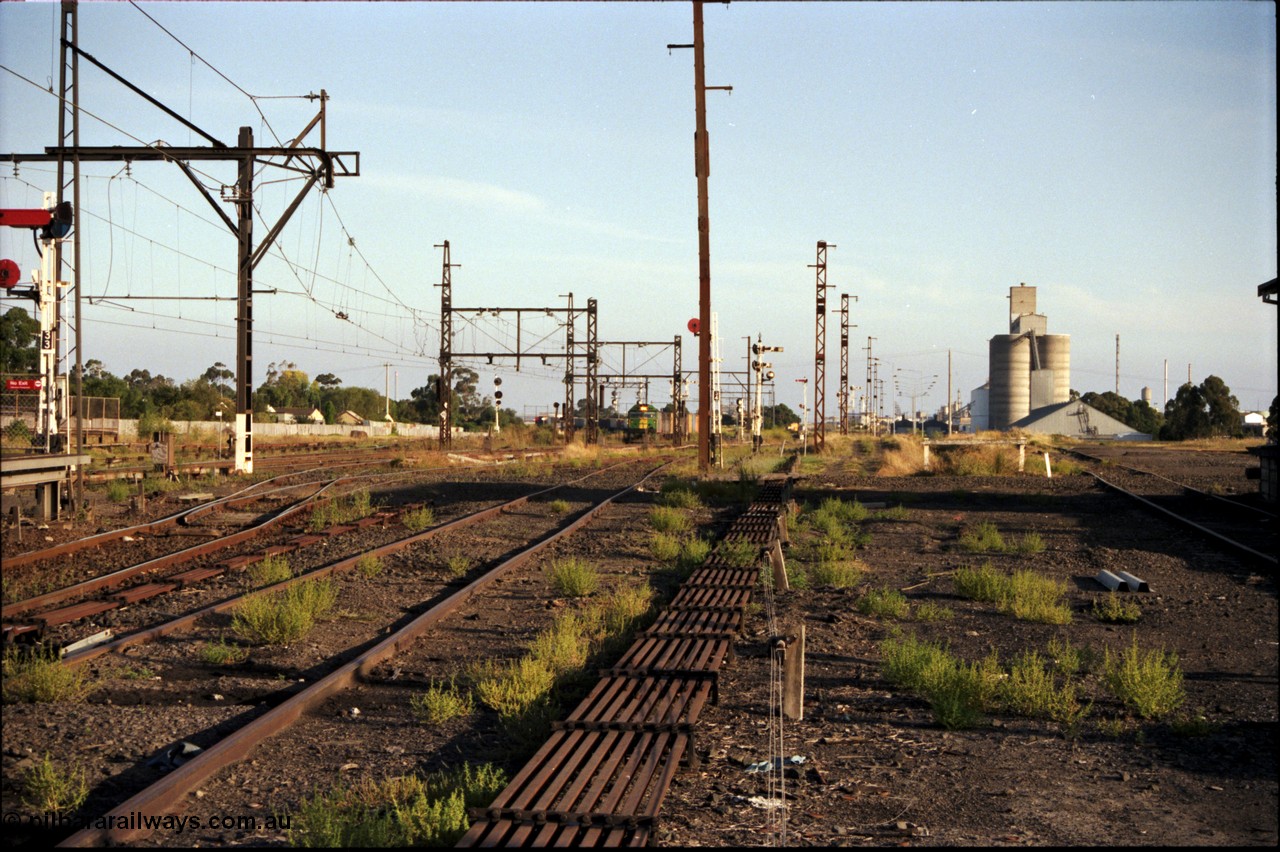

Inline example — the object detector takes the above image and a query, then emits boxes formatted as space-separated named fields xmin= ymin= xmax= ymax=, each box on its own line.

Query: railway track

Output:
xmin=53 ymin=456 xmax=677 ymax=846
xmin=1068 ymin=446 xmax=1276 ymax=568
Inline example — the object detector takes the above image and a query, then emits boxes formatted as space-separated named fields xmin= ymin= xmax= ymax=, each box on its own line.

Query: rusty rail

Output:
xmin=57 ymin=459 xmax=670 ymax=846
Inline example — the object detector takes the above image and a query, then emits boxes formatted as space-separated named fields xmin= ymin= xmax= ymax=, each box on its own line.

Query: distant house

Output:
xmin=1243 ymin=411 xmax=1267 ymax=437
xmin=1008 ymin=401 xmax=1150 ymax=441
xmin=335 ymin=410 xmax=366 ymax=426
xmin=276 ymin=406 xmax=325 ymax=424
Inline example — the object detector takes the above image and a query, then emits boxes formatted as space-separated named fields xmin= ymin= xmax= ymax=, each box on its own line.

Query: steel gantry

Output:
xmin=3 ymin=15 xmax=359 ymax=476
xmin=810 ymin=241 xmax=835 ymax=452
xmin=594 ymin=337 xmax=684 ymax=445
xmin=434 ymin=263 xmax=598 ymax=447
xmin=839 ymin=293 xmax=857 ymax=435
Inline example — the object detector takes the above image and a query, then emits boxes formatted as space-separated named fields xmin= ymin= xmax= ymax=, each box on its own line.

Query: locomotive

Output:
xmin=624 ymin=403 xmax=658 ymax=443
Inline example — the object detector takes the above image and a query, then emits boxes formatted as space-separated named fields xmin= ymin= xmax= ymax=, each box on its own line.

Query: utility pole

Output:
xmin=383 ymin=363 xmax=391 ymax=422
xmin=670 ymin=1 xmax=731 ymax=475
xmin=1115 ymin=333 xmax=1120 ymax=395
xmin=810 ymin=241 xmax=834 ymax=452
xmin=947 ymin=349 xmax=953 ymax=435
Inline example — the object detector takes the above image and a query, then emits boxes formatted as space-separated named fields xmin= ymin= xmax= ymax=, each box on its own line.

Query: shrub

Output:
xmin=231 ymin=578 xmax=337 ymax=645
xmin=410 ymin=677 xmax=474 ymax=725
xmin=658 ymin=486 xmax=702 ymax=509
xmin=106 ymin=480 xmax=132 ymax=503
xmin=548 ymin=558 xmax=599 ymax=598
xmin=1016 ymin=532 xmax=1046 ymax=554
xmin=402 ymin=506 xmax=436 ymax=533
xmin=1004 ymin=570 xmax=1072 ymax=624
xmin=22 ymin=754 xmax=88 ymax=813
xmin=874 ymin=504 xmax=911 ymax=521
xmin=913 ymin=601 xmax=954 ymax=622
xmin=354 ymin=555 xmax=383 ymax=579
xmin=1000 ymin=650 xmax=1090 ymax=725
xmin=289 ymin=765 xmax=505 ymax=847
xmin=953 ymin=562 xmax=1004 ymax=602
xmin=808 ymin=558 xmax=862 ymax=589
xmin=445 ymin=555 xmax=474 ymax=578
xmin=649 ymin=505 xmax=691 ymax=534
xmin=1092 ymin=592 xmax=1142 ymax=624
xmin=1047 ymin=635 xmax=1085 ymax=677
xmin=858 ymin=587 xmax=909 ymax=619
xmin=650 ymin=531 xmax=683 ymax=563
xmin=958 ymin=521 xmax=1006 ymax=552
xmin=678 ymin=537 xmax=711 ymax=571
xmin=248 ymin=554 xmax=292 ymax=588
xmin=471 ymin=657 xmax=555 ymax=718
xmin=1103 ymin=637 xmax=1185 ymax=720
xmin=2 ymin=647 xmax=94 ymax=704
xmin=198 ymin=637 xmax=250 ymax=666
xmin=529 ymin=615 xmax=590 ymax=674
xmin=548 ymin=499 xmax=570 ymax=514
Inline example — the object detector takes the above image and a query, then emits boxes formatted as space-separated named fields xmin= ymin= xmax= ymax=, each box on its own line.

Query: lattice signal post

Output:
xmin=839 ymin=293 xmax=857 ymax=434
xmin=810 ymin=241 xmax=835 ymax=452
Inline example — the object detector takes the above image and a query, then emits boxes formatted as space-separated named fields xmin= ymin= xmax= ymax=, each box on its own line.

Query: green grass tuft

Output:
xmin=548 ymin=558 xmax=599 ymax=598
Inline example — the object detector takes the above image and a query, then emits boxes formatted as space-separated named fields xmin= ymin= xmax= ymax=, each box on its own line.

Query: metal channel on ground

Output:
xmin=459 ymin=474 xmax=792 ymax=847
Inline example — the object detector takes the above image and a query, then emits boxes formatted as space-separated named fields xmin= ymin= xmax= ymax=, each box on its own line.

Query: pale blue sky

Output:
xmin=2 ymin=1 xmax=1275 ymax=417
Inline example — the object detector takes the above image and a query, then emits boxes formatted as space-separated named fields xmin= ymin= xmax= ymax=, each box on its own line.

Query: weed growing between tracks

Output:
xmin=953 ymin=563 xmax=1072 ymax=624
xmin=230 ymin=578 xmax=338 ymax=645
xmin=20 ymin=753 xmax=89 ymax=813
xmin=288 ymin=763 xmax=507 ymax=847
xmin=1103 ymin=635 xmax=1186 ymax=720
xmin=410 ymin=677 xmax=475 ymax=726
xmin=469 ymin=581 xmax=655 ymax=754
xmin=1 ymin=646 xmax=95 ymax=703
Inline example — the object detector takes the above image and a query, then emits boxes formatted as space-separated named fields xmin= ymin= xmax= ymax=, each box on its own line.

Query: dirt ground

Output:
xmin=655 ymin=450 xmax=1277 ymax=847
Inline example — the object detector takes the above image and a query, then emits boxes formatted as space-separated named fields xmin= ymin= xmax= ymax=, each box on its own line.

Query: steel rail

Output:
xmin=57 ymin=459 xmax=669 ymax=847
xmin=1086 ymin=470 xmax=1277 ymax=568
xmin=1 ymin=479 xmax=346 ymax=620
xmin=58 ymin=456 xmax=668 ymax=667
xmin=1068 ymin=447 xmax=1276 ymax=520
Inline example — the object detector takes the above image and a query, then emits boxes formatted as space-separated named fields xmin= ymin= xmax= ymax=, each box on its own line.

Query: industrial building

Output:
xmin=970 ymin=284 xmax=1149 ymax=440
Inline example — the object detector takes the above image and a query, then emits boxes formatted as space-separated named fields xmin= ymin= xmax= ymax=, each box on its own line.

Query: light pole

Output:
xmin=795 ymin=377 xmax=808 ymax=455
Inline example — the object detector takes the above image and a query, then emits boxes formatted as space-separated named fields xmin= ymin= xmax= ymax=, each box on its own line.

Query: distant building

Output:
xmin=335 ymin=410 xmax=365 ymax=426
xmin=275 ymin=406 xmax=324 ymax=424
xmin=1008 ymin=400 xmax=1150 ymax=441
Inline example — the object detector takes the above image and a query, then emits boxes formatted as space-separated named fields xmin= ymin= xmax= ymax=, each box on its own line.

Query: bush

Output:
xmin=445 ymin=555 xmax=474 ymax=578
xmin=548 ymin=558 xmax=599 ymax=598
xmin=248 ymin=554 xmax=292 ymax=588
xmin=858 ymin=587 xmax=909 ymax=619
xmin=2 ymin=647 xmax=94 ymax=704
xmin=650 ymin=531 xmax=683 ymax=563
xmin=22 ymin=754 xmax=88 ymax=813
xmin=1000 ymin=650 xmax=1090 ymax=726
xmin=470 ymin=657 xmax=555 ymax=718
xmin=106 ymin=479 xmax=132 ymax=503
xmin=650 ymin=506 xmax=691 ymax=534
xmin=1103 ymin=637 xmax=1185 ymax=720
xmin=714 ymin=536 xmax=759 ymax=568
xmin=231 ymin=578 xmax=337 ymax=645
xmin=958 ymin=521 xmax=1006 ymax=552
xmin=678 ymin=537 xmax=711 ymax=571
xmin=289 ymin=765 xmax=506 ymax=847
xmin=198 ymin=637 xmax=249 ymax=666
xmin=658 ymin=486 xmax=702 ymax=509
xmin=548 ymin=499 xmax=570 ymax=514
xmin=808 ymin=558 xmax=863 ymax=589
xmin=401 ymin=506 xmax=436 ymax=533
xmin=354 ymin=555 xmax=383 ymax=579
xmin=953 ymin=562 xmax=1004 ymax=602
xmin=1092 ymin=592 xmax=1142 ymax=624
xmin=410 ymin=677 xmax=474 ymax=725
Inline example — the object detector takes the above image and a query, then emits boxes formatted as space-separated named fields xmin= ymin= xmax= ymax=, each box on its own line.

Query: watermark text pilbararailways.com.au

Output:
xmin=4 ymin=809 xmax=290 ymax=834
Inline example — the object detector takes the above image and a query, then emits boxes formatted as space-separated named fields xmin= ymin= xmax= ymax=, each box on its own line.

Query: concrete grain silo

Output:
xmin=1036 ymin=334 xmax=1071 ymax=403
xmin=989 ymin=334 xmax=1032 ymax=430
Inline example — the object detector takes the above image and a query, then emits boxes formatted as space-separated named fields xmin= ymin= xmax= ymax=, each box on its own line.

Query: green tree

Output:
xmin=762 ymin=403 xmax=800 ymax=428
xmin=1159 ymin=375 xmax=1242 ymax=440
xmin=1268 ymin=395 xmax=1279 ymax=442
xmin=0 ymin=306 xmax=40 ymax=373
xmin=1200 ymin=375 xmax=1242 ymax=437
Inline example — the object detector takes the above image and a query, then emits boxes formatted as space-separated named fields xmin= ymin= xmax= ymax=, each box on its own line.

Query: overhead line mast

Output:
xmin=670 ymin=1 xmax=731 ymax=474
